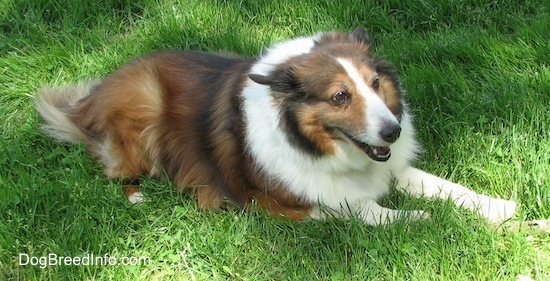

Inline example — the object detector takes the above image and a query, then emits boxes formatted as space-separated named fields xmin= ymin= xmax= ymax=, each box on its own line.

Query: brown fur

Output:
xmin=37 ymin=50 xmax=314 ymax=218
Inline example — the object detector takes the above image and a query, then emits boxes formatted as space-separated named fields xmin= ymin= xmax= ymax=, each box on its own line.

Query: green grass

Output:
xmin=1 ymin=0 xmax=549 ymax=280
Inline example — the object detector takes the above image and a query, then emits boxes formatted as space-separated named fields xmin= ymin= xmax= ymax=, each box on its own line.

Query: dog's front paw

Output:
xmin=477 ymin=196 xmax=517 ymax=223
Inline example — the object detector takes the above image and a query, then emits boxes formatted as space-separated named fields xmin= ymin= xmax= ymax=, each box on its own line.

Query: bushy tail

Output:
xmin=35 ymin=80 xmax=100 ymax=143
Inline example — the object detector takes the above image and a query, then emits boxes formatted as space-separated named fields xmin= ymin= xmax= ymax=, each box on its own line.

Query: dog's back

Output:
xmin=36 ymin=51 xmax=257 ymax=207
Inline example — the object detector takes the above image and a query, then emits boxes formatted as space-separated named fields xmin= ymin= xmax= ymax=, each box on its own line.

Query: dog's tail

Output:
xmin=35 ymin=80 xmax=99 ymax=143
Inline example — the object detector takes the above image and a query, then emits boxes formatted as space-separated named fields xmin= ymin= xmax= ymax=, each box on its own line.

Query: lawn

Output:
xmin=1 ymin=0 xmax=549 ymax=280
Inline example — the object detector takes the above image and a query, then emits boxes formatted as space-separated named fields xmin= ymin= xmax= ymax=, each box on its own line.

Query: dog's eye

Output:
xmin=332 ymin=91 xmax=350 ymax=105
xmin=372 ymin=77 xmax=380 ymax=91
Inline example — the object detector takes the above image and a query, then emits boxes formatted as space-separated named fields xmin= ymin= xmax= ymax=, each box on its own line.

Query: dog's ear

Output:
xmin=350 ymin=27 xmax=372 ymax=48
xmin=248 ymin=73 xmax=271 ymax=85
xmin=248 ymin=67 xmax=300 ymax=94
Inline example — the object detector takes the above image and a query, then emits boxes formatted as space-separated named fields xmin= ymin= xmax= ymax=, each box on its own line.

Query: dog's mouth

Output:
xmin=343 ymin=133 xmax=391 ymax=162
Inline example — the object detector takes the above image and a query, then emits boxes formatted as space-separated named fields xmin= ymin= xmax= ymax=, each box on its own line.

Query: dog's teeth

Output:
xmin=372 ymin=147 xmax=378 ymax=155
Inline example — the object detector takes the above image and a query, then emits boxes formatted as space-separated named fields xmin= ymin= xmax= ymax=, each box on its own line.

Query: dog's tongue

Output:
xmin=366 ymin=145 xmax=391 ymax=162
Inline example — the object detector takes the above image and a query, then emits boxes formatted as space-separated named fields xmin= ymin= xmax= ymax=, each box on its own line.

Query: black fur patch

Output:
xmin=278 ymin=105 xmax=324 ymax=156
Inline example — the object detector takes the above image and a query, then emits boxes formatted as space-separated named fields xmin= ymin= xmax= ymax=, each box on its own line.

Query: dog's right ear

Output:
xmin=248 ymin=73 xmax=271 ymax=85
xmin=248 ymin=68 xmax=300 ymax=94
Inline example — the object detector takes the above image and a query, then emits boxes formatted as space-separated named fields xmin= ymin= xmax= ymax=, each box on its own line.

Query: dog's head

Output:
xmin=249 ymin=28 xmax=403 ymax=162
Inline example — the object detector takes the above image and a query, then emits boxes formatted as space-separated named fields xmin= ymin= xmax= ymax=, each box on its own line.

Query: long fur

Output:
xmin=36 ymin=28 xmax=517 ymax=225
xmin=36 ymin=81 xmax=99 ymax=143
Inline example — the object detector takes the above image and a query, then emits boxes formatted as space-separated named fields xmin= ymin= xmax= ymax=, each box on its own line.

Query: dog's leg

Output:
xmin=122 ymin=178 xmax=145 ymax=204
xmin=310 ymin=199 xmax=429 ymax=226
xmin=95 ymin=136 xmax=150 ymax=204
xmin=357 ymin=199 xmax=430 ymax=225
xmin=396 ymin=166 xmax=516 ymax=223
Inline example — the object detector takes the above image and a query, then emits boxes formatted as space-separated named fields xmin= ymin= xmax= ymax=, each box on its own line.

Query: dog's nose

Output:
xmin=380 ymin=123 xmax=401 ymax=143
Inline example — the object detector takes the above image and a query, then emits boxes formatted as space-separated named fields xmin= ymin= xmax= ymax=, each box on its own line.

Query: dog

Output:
xmin=36 ymin=28 xmax=516 ymax=225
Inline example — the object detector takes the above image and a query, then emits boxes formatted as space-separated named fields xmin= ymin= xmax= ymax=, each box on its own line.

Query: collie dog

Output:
xmin=36 ymin=28 xmax=516 ymax=225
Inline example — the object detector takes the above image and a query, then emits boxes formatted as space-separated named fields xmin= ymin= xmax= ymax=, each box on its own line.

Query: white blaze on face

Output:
xmin=336 ymin=58 xmax=399 ymax=146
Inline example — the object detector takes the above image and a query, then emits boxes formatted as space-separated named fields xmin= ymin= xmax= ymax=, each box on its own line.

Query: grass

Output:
xmin=1 ymin=0 xmax=549 ymax=280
